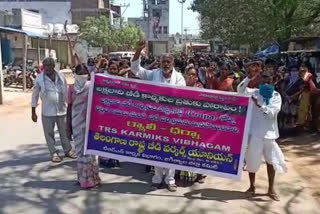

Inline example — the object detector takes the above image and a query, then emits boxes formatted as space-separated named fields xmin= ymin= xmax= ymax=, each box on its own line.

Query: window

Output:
xmin=158 ymin=26 xmax=162 ymax=34
xmin=152 ymin=9 xmax=162 ymax=17
xmin=163 ymin=26 xmax=168 ymax=34
xmin=158 ymin=0 xmax=167 ymax=4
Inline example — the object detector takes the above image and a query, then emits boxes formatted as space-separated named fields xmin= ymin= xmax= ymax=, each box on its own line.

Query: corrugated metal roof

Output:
xmin=0 ymin=26 xmax=47 ymax=38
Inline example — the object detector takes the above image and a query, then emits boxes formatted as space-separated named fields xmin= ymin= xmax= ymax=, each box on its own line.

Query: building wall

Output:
xmin=148 ymin=0 xmax=169 ymax=41
xmin=128 ymin=0 xmax=170 ymax=55
xmin=71 ymin=0 xmax=115 ymax=25
xmin=71 ymin=9 xmax=108 ymax=25
xmin=128 ymin=17 xmax=149 ymax=37
xmin=0 ymin=1 xmax=72 ymax=24
xmin=151 ymin=41 xmax=168 ymax=56
xmin=70 ymin=0 xmax=99 ymax=9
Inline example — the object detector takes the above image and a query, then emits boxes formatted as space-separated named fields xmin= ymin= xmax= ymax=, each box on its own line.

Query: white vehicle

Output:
xmin=108 ymin=51 xmax=135 ymax=60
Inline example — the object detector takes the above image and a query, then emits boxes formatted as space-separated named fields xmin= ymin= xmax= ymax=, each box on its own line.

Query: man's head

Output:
xmin=245 ymin=60 xmax=263 ymax=78
xmin=264 ymin=59 xmax=277 ymax=73
xmin=199 ymin=60 xmax=206 ymax=68
xmin=87 ymin=58 xmax=95 ymax=66
xmin=160 ymin=53 xmax=174 ymax=76
xmin=232 ymin=62 xmax=239 ymax=72
xmin=299 ymin=63 xmax=309 ymax=74
xmin=42 ymin=58 xmax=55 ymax=75
xmin=206 ymin=62 xmax=217 ymax=74
xmin=260 ymin=70 xmax=274 ymax=85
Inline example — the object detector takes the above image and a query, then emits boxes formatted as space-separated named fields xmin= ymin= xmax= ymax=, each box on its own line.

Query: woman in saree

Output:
xmin=212 ymin=61 xmax=235 ymax=92
xmin=68 ymin=64 xmax=101 ymax=189
xmin=176 ymin=65 xmax=206 ymax=185
xmin=281 ymin=66 xmax=304 ymax=129
xmin=297 ymin=63 xmax=319 ymax=128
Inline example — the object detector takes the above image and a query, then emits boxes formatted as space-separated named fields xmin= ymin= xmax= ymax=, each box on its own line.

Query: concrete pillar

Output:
xmin=22 ymin=34 xmax=27 ymax=91
xmin=0 ymin=35 xmax=4 ymax=104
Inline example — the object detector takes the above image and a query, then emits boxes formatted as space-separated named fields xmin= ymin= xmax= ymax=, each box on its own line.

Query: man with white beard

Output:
xmin=131 ymin=39 xmax=186 ymax=192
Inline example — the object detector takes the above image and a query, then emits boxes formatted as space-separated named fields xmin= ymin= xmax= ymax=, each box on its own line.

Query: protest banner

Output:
xmin=84 ymin=74 xmax=253 ymax=180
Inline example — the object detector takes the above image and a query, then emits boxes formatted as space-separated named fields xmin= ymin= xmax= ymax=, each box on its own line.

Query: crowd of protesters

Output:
xmin=86 ymin=48 xmax=320 ymax=133
xmin=31 ymin=39 xmax=320 ymax=201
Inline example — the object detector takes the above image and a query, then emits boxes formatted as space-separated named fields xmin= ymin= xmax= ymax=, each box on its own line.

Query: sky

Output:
xmin=115 ymin=0 xmax=200 ymax=35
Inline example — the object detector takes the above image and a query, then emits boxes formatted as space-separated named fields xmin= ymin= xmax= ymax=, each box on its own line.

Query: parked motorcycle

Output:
xmin=3 ymin=61 xmax=38 ymax=88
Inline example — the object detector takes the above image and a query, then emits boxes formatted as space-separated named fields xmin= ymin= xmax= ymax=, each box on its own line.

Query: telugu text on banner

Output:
xmin=84 ymin=74 xmax=253 ymax=180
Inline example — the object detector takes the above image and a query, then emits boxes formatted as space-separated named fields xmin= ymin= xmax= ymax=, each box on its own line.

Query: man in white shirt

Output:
xmin=238 ymin=61 xmax=287 ymax=201
xmin=32 ymin=58 xmax=76 ymax=163
xmin=131 ymin=40 xmax=186 ymax=192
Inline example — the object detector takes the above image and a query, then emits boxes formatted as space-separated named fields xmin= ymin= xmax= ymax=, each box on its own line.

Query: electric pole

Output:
xmin=178 ymin=0 xmax=186 ymax=42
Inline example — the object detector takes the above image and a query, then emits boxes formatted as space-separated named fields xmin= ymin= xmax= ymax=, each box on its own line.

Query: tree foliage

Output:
xmin=80 ymin=16 xmax=144 ymax=51
xmin=191 ymin=0 xmax=320 ymax=51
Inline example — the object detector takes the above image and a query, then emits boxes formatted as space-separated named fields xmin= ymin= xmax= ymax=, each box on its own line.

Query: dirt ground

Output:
xmin=279 ymin=133 xmax=320 ymax=204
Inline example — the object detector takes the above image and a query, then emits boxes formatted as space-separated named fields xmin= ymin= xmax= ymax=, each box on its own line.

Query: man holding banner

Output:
xmin=131 ymin=40 xmax=186 ymax=192
xmin=238 ymin=62 xmax=287 ymax=201
xmin=85 ymin=42 xmax=253 ymax=195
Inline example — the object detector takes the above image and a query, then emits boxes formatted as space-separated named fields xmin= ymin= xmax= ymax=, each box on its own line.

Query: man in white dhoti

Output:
xmin=238 ymin=61 xmax=287 ymax=201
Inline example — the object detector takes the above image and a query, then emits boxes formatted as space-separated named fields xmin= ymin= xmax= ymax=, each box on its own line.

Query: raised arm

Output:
xmin=237 ymin=72 xmax=259 ymax=95
xmin=237 ymin=77 xmax=251 ymax=93
xmin=64 ymin=21 xmax=80 ymax=66
xmin=131 ymin=39 xmax=154 ymax=80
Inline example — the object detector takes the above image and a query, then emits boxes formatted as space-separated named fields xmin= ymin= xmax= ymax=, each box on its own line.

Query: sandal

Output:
xmin=197 ymin=174 xmax=206 ymax=184
xmin=51 ymin=153 xmax=62 ymax=163
xmin=268 ymin=192 xmax=280 ymax=201
xmin=167 ymin=184 xmax=177 ymax=192
xmin=150 ymin=183 xmax=161 ymax=191
xmin=65 ymin=150 xmax=77 ymax=159
xmin=245 ymin=187 xmax=256 ymax=196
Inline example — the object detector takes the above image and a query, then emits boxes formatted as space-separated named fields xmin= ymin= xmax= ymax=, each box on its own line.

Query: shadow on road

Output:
xmin=184 ymin=189 xmax=269 ymax=202
xmin=0 ymin=143 xmax=314 ymax=214
xmin=100 ymin=162 xmax=151 ymax=183
xmin=23 ymin=179 xmax=257 ymax=203
xmin=279 ymin=133 xmax=320 ymax=165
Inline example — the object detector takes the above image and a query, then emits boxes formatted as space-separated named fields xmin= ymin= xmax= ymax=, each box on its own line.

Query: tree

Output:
xmin=191 ymin=0 xmax=320 ymax=51
xmin=112 ymin=23 xmax=144 ymax=51
xmin=80 ymin=16 xmax=143 ymax=51
xmin=80 ymin=16 xmax=113 ymax=48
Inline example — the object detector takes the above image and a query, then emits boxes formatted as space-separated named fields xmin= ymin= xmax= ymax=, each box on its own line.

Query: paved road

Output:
xmin=0 ymin=94 xmax=319 ymax=214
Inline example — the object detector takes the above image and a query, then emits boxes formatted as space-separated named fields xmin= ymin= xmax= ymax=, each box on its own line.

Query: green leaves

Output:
xmin=191 ymin=0 xmax=320 ymax=52
xmin=80 ymin=16 xmax=144 ymax=50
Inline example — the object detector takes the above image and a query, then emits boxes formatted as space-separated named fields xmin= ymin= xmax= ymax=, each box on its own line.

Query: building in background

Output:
xmin=0 ymin=0 xmax=120 ymax=25
xmin=71 ymin=0 xmax=121 ymax=25
xmin=129 ymin=0 xmax=169 ymax=56
xmin=0 ymin=0 xmax=122 ymax=66
xmin=0 ymin=0 xmax=71 ymax=24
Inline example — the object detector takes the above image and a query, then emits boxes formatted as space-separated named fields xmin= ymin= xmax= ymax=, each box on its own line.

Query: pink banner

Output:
xmin=85 ymin=74 xmax=253 ymax=180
